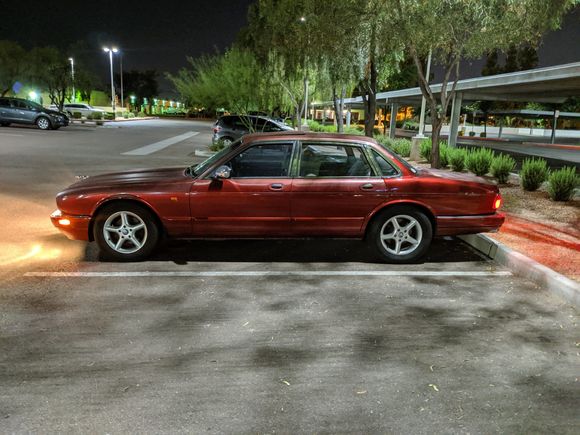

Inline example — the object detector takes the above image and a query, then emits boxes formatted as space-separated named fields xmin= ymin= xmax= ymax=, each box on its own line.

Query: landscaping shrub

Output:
xmin=123 ymin=112 xmax=129 ymax=119
xmin=91 ymin=112 xmax=103 ymax=120
xmin=72 ymin=111 xmax=82 ymax=119
xmin=466 ymin=147 xmax=494 ymax=176
xmin=128 ymin=112 xmax=136 ymax=118
xmin=547 ymin=167 xmax=578 ymax=201
xmin=343 ymin=126 xmax=363 ymax=135
xmin=393 ymin=138 xmax=411 ymax=157
xmin=137 ymin=111 xmax=146 ymax=117
xmin=480 ymin=132 xmax=487 ymax=138
xmin=374 ymin=134 xmax=396 ymax=149
xmin=520 ymin=157 xmax=549 ymax=191
xmin=209 ymin=140 xmax=226 ymax=152
xmin=468 ymin=131 xmax=476 ymax=137
xmin=448 ymin=148 xmax=467 ymax=172
xmin=491 ymin=153 xmax=516 ymax=184
xmin=307 ymin=120 xmax=323 ymax=131
xmin=420 ymin=138 xmax=432 ymax=161
xmin=439 ymin=141 xmax=450 ymax=167
xmin=105 ymin=112 xmax=115 ymax=120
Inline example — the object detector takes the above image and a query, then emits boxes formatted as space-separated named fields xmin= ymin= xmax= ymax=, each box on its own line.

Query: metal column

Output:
xmin=389 ymin=103 xmax=398 ymax=139
xmin=448 ymin=93 xmax=463 ymax=148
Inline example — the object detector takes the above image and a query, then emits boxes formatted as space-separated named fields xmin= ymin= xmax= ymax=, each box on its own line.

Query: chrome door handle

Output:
xmin=360 ymin=183 xmax=374 ymax=190
xmin=270 ymin=183 xmax=284 ymax=190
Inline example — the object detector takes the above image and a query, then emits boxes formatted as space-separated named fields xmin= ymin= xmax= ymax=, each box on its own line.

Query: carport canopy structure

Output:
xmin=337 ymin=62 xmax=580 ymax=145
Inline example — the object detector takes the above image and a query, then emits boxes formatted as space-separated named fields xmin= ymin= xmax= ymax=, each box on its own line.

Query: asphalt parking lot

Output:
xmin=0 ymin=120 xmax=578 ymax=433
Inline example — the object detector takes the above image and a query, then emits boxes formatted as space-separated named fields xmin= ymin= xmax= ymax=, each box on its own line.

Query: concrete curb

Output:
xmin=459 ymin=234 xmax=579 ymax=308
xmin=194 ymin=149 xmax=216 ymax=158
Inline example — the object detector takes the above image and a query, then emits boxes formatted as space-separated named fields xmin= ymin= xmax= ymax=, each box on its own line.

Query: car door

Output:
xmin=0 ymin=98 xmax=13 ymax=121
xmin=189 ymin=141 xmax=295 ymax=237
xmin=291 ymin=141 xmax=390 ymax=237
xmin=13 ymin=100 xmax=36 ymax=123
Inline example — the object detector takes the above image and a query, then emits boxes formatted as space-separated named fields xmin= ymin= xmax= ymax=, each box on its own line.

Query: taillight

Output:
xmin=493 ymin=193 xmax=502 ymax=210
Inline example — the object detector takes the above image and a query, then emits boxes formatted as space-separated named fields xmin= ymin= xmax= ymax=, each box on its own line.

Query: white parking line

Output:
xmin=24 ymin=270 xmax=512 ymax=278
xmin=121 ymin=131 xmax=199 ymax=155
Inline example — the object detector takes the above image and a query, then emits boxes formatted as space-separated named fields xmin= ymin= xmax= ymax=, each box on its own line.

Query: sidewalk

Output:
xmin=488 ymin=213 xmax=580 ymax=282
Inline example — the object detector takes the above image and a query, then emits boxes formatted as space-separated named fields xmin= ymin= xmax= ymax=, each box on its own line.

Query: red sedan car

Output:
xmin=51 ymin=132 xmax=504 ymax=262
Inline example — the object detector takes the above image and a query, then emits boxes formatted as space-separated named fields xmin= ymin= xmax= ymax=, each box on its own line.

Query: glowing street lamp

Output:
xmin=28 ymin=91 xmax=38 ymax=101
xmin=103 ymin=47 xmax=119 ymax=113
xmin=68 ymin=57 xmax=75 ymax=102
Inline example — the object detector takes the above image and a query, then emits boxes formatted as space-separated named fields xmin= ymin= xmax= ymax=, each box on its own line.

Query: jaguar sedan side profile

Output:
xmin=51 ymin=132 xmax=504 ymax=262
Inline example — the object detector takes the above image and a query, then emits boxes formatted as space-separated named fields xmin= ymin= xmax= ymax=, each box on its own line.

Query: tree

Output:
xmin=0 ymin=40 xmax=28 ymax=96
xmin=118 ymin=70 xmax=158 ymax=107
xmin=391 ymin=0 xmax=575 ymax=168
xmin=29 ymin=47 xmax=71 ymax=111
xmin=167 ymin=47 xmax=289 ymax=124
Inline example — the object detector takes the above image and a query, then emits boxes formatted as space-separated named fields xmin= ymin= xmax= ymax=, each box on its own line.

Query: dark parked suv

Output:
xmin=212 ymin=115 xmax=293 ymax=145
xmin=0 ymin=97 xmax=69 ymax=130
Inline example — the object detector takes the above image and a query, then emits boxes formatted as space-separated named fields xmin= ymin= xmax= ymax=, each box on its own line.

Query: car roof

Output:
xmin=241 ymin=131 xmax=378 ymax=145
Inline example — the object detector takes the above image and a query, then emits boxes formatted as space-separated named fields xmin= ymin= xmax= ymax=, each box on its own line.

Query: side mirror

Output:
xmin=212 ymin=165 xmax=231 ymax=180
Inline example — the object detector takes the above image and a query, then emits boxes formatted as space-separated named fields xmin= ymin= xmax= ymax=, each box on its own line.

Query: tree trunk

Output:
xmin=332 ymin=86 xmax=344 ymax=133
xmin=431 ymin=116 xmax=442 ymax=168
xmin=364 ymin=56 xmax=377 ymax=137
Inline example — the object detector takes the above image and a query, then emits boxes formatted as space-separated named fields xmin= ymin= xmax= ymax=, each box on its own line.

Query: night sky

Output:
xmin=1 ymin=1 xmax=578 ymax=96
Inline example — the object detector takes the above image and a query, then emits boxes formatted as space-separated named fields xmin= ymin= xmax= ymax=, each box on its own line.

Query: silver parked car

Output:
xmin=52 ymin=103 xmax=105 ymax=118
xmin=0 ymin=97 xmax=69 ymax=130
xmin=212 ymin=115 xmax=293 ymax=145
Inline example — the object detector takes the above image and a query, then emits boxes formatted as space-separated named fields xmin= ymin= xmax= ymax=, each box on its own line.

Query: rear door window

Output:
xmin=298 ymin=143 xmax=373 ymax=177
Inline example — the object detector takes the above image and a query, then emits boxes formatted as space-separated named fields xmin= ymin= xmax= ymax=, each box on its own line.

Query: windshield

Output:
xmin=188 ymin=139 xmax=241 ymax=176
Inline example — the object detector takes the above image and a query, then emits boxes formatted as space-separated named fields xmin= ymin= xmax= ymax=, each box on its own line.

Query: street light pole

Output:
xmin=103 ymin=47 xmax=118 ymax=114
xmin=119 ymin=52 xmax=124 ymax=109
xmin=68 ymin=57 xmax=75 ymax=103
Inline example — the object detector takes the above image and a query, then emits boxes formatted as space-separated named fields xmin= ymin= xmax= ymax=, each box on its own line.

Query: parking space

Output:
xmin=0 ymin=120 xmax=577 ymax=432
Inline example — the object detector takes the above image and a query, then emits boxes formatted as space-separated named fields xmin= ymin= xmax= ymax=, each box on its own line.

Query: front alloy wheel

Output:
xmin=36 ymin=117 xmax=51 ymax=130
xmin=369 ymin=207 xmax=433 ymax=263
xmin=94 ymin=203 xmax=159 ymax=261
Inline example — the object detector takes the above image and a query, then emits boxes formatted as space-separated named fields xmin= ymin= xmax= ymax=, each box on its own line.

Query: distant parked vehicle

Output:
xmin=0 ymin=97 xmax=69 ymax=130
xmin=51 ymin=103 xmax=105 ymax=118
xmin=212 ymin=115 xmax=293 ymax=145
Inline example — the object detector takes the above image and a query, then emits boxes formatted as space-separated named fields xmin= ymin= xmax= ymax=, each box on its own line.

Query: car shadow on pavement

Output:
xmin=99 ymin=237 xmax=486 ymax=264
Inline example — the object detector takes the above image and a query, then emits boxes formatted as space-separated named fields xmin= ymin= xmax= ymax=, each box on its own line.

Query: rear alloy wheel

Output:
xmin=94 ymin=203 xmax=159 ymax=261
xmin=368 ymin=206 xmax=433 ymax=263
xmin=220 ymin=137 xmax=233 ymax=146
xmin=36 ymin=116 xmax=51 ymax=130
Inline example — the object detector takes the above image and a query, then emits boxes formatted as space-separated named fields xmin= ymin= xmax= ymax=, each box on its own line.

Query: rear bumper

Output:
xmin=436 ymin=212 xmax=505 ymax=236
xmin=50 ymin=209 xmax=91 ymax=241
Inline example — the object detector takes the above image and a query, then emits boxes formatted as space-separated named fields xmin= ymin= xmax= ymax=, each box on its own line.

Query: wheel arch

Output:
xmin=363 ymin=200 xmax=437 ymax=238
xmin=88 ymin=197 xmax=165 ymax=242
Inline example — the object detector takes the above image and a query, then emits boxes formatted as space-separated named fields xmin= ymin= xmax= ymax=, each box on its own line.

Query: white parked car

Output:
xmin=50 ymin=103 xmax=105 ymax=118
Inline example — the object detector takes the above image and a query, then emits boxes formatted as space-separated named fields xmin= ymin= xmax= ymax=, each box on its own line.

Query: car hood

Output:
xmin=63 ymin=167 xmax=189 ymax=191
xmin=44 ymin=108 xmax=66 ymax=116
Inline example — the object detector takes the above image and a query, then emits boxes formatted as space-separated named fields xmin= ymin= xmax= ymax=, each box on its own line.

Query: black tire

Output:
xmin=0 ymin=122 xmax=9 ymax=127
xmin=367 ymin=206 xmax=433 ymax=263
xmin=220 ymin=137 xmax=234 ymax=146
xmin=36 ymin=116 xmax=52 ymax=130
xmin=93 ymin=202 xmax=160 ymax=261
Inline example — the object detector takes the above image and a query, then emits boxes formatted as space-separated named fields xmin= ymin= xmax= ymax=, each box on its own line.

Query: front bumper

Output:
xmin=50 ymin=115 xmax=69 ymax=127
xmin=436 ymin=212 xmax=505 ymax=236
xmin=50 ymin=209 xmax=91 ymax=241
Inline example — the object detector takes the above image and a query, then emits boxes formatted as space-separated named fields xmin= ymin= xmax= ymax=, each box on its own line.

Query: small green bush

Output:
xmin=439 ymin=142 xmax=450 ymax=168
xmin=491 ymin=154 xmax=516 ymax=184
xmin=105 ymin=112 xmax=115 ymax=120
xmin=137 ymin=111 xmax=146 ymax=118
xmin=393 ymin=138 xmax=411 ymax=157
xmin=480 ymin=132 xmax=487 ymax=138
xmin=123 ymin=112 xmax=129 ymax=119
xmin=520 ymin=157 xmax=549 ymax=191
xmin=72 ymin=111 xmax=82 ymax=119
xmin=468 ymin=131 xmax=476 ymax=137
xmin=466 ymin=148 xmax=494 ymax=176
xmin=91 ymin=112 xmax=103 ymax=120
xmin=420 ymin=138 xmax=432 ymax=161
xmin=209 ymin=141 xmax=226 ymax=152
xmin=307 ymin=120 xmax=324 ymax=132
xmin=547 ymin=167 xmax=578 ymax=201
xmin=448 ymin=148 xmax=467 ymax=172
xmin=128 ymin=112 xmax=136 ymax=118
xmin=374 ymin=134 xmax=396 ymax=148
